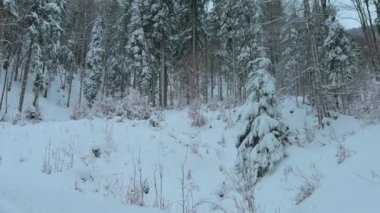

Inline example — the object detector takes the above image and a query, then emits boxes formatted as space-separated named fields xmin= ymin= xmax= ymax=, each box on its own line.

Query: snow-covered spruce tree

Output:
xmin=236 ymin=50 xmax=289 ymax=180
xmin=103 ymin=0 xmax=130 ymax=98
xmin=236 ymin=0 xmax=265 ymax=86
xmin=321 ymin=15 xmax=359 ymax=114
xmin=215 ymin=0 xmax=266 ymax=103
xmin=126 ymin=0 xmax=153 ymax=100
xmin=41 ymin=0 xmax=66 ymax=98
xmin=100 ymin=0 xmax=125 ymax=98
xmin=84 ymin=16 xmax=104 ymax=107
xmin=142 ymin=0 xmax=174 ymax=107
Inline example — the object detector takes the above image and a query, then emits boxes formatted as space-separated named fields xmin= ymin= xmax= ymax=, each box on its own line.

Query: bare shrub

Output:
xmin=149 ymin=111 xmax=164 ymax=128
xmin=336 ymin=144 xmax=352 ymax=164
xmin=70 ymin=105 xmax=89 ymax=120
xmin=25 ymin=106 xmax=42 ymax=122
xmin=126 ymin=156 xmax=149 ymax=206
xmin=71 ymin=91 xmax=152 ymax=120
xmin=188 ymin=104 xmax=207 ymax=127
xmin=290 ymin=164 xmax=323 ymax=205
xmin=42 ymin=140 xmax=75 ymax=174
xmin=74 ymin=168 xmax=95 ymax=192
xmin=180 ymin=149 xmax=198 ymax=213
xmin=116 ymin=91 xmax=151 ymax=120
xmin=230 ymin=151 xmax=258 ymax=213
xmin=304 ymin=121 xmax=316 ymax=144
xmin=189 ymin=141 xmax=200 ymax=155
xmin=153 ymin=164 xmax=168 ymax=210
xmin=92 ymin=97 xmax=116 ymax=118
xmin=206 ymin=100 xmax=220 ymax=111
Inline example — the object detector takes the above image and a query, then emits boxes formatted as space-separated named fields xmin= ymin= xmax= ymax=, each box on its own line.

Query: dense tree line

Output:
xmin=0 ymin=0 xmax=379 ymax=125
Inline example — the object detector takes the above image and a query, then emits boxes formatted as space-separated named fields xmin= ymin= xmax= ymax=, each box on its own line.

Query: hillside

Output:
xmin=0 ymin=92 xmax=379 ymax=212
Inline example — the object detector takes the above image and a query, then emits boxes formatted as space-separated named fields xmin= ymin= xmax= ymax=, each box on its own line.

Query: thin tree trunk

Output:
xmin=218 ymin=59 xmax=223 ymax=101
xmin=67 ymin=79 xmax=72 ymax=108
xmin=43 ymin=60 xmax=48 ymax=98
xmin=192 ymin=0 xmax=198 ymax=101
xmin=18 ymin=40 xmax=34 ymax=113
xmin=0 ymin=61 xmax=9 ymax=112
xmin=160 ymin=38 xmax=167 ymax=107
xmin=13 ymin=47 xmax=21 ymax=82
xmin=210 ymin=52 xmax=214 ymax=99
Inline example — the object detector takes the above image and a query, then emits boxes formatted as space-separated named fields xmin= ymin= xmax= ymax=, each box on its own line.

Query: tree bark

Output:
xmin=18 ymin=40 xmax=34 ymax=113
xmin=0 ymin=61 xmax=9 ymax=112
xmin=159 ymin=38 xmax=167 ymax=107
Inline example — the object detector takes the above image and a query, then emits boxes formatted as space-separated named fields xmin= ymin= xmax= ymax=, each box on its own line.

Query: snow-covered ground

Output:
xmin=1 ymin=76 xmax=380 ymax=212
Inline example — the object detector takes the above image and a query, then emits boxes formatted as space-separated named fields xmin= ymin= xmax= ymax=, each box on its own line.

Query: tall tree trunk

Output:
xmin=67 ymin=77 xmax=72 ymax=108
xmin=218 ymin=59 xmax=223 ymax=101
xmin=18 ymin=40 xmax=34 ymax=113
xmin=78 ymin=0 xmax=87 ymax=108
xmin=192 ymin=0 xmax=198 ymax=102
xmin=43 ymin=60 xmax=48 ymax=98
xmin=210 ymin=52 xmax=214 ymax=99
xmin=160 ymin=38 xmax=167 ymax=107
xmin=304 ymin=0 xmax=326 ymax=126
xmin=13 ymin=47 xmax=21 ymax=82
xmin=0 ymin=60 xmax=9 ymax=112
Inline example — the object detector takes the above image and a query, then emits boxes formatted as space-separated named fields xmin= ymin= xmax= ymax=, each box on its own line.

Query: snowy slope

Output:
xmin=254 ymin=99 xmax=380 ymax=213
xmin=0 ymin=109 xmax=235 ymax=212
xmin=0 ymin=73 xmax=80 ymax=122
xmin=0 ymin=92 xmax=379 ymax=212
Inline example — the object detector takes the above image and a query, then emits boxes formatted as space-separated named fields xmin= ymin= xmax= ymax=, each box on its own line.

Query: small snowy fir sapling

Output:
xmin=236 ymin=50 xmax=289 ymax=180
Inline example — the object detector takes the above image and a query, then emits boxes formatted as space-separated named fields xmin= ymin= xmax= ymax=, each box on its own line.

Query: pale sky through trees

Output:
xmin=335 ymin=0 xmax=376 ymax=29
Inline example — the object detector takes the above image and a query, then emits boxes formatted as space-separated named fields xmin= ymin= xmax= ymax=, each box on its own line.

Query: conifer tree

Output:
xmin=322 ymin=15 xmax=359 ymax=113
xmin=236 ymin=0 xmax=288 ymax=182
xmin=126 ymin=0 xmax=153 ymax=100
xmin=83 ymin=16 xmax=104 ymax=107
xmin=237 ymin=49 xmax=288 ymax=180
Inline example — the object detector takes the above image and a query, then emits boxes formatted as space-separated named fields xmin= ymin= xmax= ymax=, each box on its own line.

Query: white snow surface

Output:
xmin=0 ymin=76 xmax=380 ymax=213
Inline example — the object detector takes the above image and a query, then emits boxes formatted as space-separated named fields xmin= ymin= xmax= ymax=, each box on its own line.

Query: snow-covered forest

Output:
xmin=0 ymin=0 xmax=380 ymax=212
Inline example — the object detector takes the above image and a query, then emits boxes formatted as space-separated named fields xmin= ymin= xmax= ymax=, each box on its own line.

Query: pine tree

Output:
xmin=215 ymin=0 xmax=266 ymax=103
xmin=143 ymin=0 xmax=174 ymax=107
xmin=235 ymin=0 xmax=288 ymax=181
xmin=126 ymin=0 xmax=153 ymax=100
xmin=172 ymin=0 xmax=207 ymax=103
xmin=237 ymin=50 xmax=288 ymax=180
xmin=103 ymin=0 xmax=130 ymax=98
xmin=322 ymin=15 xmax=359 ymax=113
xmin=41 ymin=0 xmax=66 ymax=98
xmin=83 ymin=16 xmax=104 ymax=107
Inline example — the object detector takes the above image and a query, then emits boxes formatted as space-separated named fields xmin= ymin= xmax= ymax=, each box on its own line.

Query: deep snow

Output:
xmin=1 ymin=99 xmax=379 ymax=212
xmin=0 ymin=75 xmax=379 ymax=212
